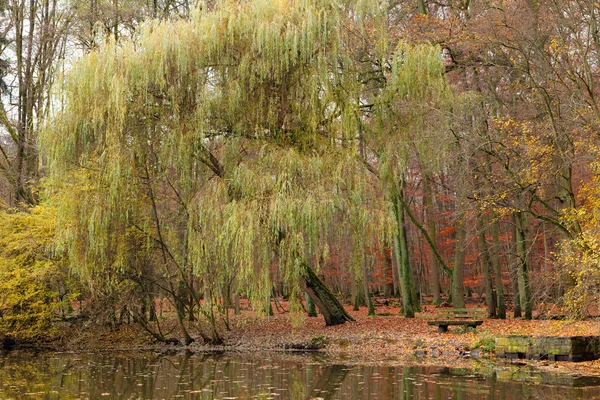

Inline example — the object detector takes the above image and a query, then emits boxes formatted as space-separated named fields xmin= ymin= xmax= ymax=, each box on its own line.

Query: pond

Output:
xmin=0 ymin=351 xmax=599 ymax=399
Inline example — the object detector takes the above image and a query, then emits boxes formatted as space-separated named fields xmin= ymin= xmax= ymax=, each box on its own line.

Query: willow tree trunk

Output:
xmin=300 ymin=261 xmax=354 ymax=326
xmin=515 ymin=211 xmax=532 ymax=319
xmin=424 ymin=174 xmax=441 ymax=304
xmin=477 ymin=216 xmax=496 ymax=318
xmin=392 ymin=187 xmax=418 ymax=318
xmin=491 ymin=218 xmax=506 ymax=319
xmin=175 ymin=280 xmax=194 ymax=345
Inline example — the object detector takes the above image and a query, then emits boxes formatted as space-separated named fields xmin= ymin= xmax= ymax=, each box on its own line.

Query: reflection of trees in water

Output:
xmin=1 ymin=353 xmax=600 ymax=399
xmin=400 ymin=366 xmax=416 ymax=400
xmin=304 ymin=364 xmax=350 ymax=400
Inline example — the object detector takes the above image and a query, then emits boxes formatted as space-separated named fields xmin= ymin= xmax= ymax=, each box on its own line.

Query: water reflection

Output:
xmin=0 ymin=351 xmax=598 ymax=399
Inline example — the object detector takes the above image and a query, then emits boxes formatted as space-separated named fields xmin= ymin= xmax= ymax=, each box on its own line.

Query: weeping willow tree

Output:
xmin=42 ymin=0 xmax=451 ymax=341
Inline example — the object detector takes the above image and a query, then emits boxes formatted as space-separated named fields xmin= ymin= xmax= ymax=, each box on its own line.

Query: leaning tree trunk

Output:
xmin=299 ymin=261 xmax=354 ymax=326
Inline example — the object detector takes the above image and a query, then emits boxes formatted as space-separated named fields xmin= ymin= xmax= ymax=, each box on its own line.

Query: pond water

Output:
xmin=0 ymin=351 xmax=599 ymax=399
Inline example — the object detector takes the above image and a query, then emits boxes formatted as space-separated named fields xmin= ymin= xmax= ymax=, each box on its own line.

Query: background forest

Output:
xmin=1 ymin=0 xmax=600 ymax=345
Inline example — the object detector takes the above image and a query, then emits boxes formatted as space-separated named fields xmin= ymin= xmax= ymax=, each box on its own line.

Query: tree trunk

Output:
xmin=350 ymin=269 xmax=364 ymax=311
xmin=452 ymin=210 xmax=467 ymax=309
xmin=424 ymin=174 xmax=441 ymax=304
xmin=515 ymin=211 xmax=532 ymax=319
xmin=148 ymin=296 xmax=157 ymax=321
xmin=265 ymin=299 xmax=274 ymax=316
xmin=299 ymin=261 xmax=354 ymax=326
xmin=510 ymin=214 xmax=522 ymax=318
xmin=234 ymin=294 xmax=241 ymax=315
xmin=361 ymin=250 xmax=375 ymax=316
xmin=176 ymin=280 xmax=194 ymax=345
xmin=223 ymin=280 xmax=232 ymax=309
xmin=491 ymin=217 xmax=506 ymax=319
xmin=476 ymin=215 xmax=496 ymax=318
xmin=391 ymin=247 xmax=400 ymax=297
xmin=383 ymin=245 xmax=395 ymax=297
xmin=392 ymin=187 xmax=417 ymax=318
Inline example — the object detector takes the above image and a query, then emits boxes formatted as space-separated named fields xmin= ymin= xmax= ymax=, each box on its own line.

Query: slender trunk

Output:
xmin=182 ymin=218 xmax=195 ymax=322
xmin=202 ymin=273 xmax=222 ymax=344
xmin=223 ymin=280 xmax=232 ymax=309
xmin=265 ymin=299 xmax=274 ymax=316
xmin=476 ymin=216 xmax=496 ymax=318
xmin=361 ymin=249 xmax=375 ymax=316
xmin=113 ymin=0 xmax=119 ymax=41
xmin=148 ymin=289 xmax=157 ymax=321
xmin=515 ymin=211 xmax=532 ymax=319
xmin=512 ymin=273 xmax=521 ymax=317
xmin=452 ymin=210 xmax=467 ymax=309
xmin=299 ymin=261 xmax=354 ymax=326
xmin=13 ymin=0 xmax=36 ymax=205
xmin=391 ymin=247 xmax=400 ymax=297
xmin=234 ymin=294 xmax=240 ymax=315
xmin=491 ymin=218 xmax=506 ymax=319
xmin=392 ymin=187 xmax=416 ymax=318
xmin=543 ymin=228 xmax=551 ymax=302
xmin=383 ymin=245 xmax=395 ymax=297
xmin=350 ymin=269 xmax=364 ymax=311
xmin=424 ymin=174 xmax=441 ymax=304
xmin=510 ymin=214 xmax=522 ymax=318
xmin=176 ymin=279 xmax=193 ymax=344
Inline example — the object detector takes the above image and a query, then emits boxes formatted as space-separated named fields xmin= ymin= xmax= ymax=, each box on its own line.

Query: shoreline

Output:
xmin=5 ymin=304 xmax=600 ymax=378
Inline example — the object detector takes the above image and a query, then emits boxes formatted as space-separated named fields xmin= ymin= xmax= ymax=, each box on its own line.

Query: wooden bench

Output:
xmin=426 ymin=308 xmax=485 ymax=333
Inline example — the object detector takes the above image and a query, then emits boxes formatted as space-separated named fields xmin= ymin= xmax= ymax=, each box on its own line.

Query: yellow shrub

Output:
xmin=0 ymin=203 xmax=70 ymax=340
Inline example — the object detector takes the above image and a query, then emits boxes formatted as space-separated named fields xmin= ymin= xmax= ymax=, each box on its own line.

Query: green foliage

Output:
xmin=0 ymin=203 xmax=72 ymax=340
xmin=469 ymin=331 xmax=496 ymax=353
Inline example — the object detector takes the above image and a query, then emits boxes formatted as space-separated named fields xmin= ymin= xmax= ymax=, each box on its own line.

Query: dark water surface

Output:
xmin=0 ymin=351 xmax=599 ymax=399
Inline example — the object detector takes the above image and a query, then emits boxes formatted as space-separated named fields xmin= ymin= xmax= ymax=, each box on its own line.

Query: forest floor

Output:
xmin=52 ymin=298 xmax=600 ymax=379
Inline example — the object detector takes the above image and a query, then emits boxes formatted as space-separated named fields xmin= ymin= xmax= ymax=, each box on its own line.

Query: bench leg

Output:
xmin=438 ymin=325 xmax=448 ymax=333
